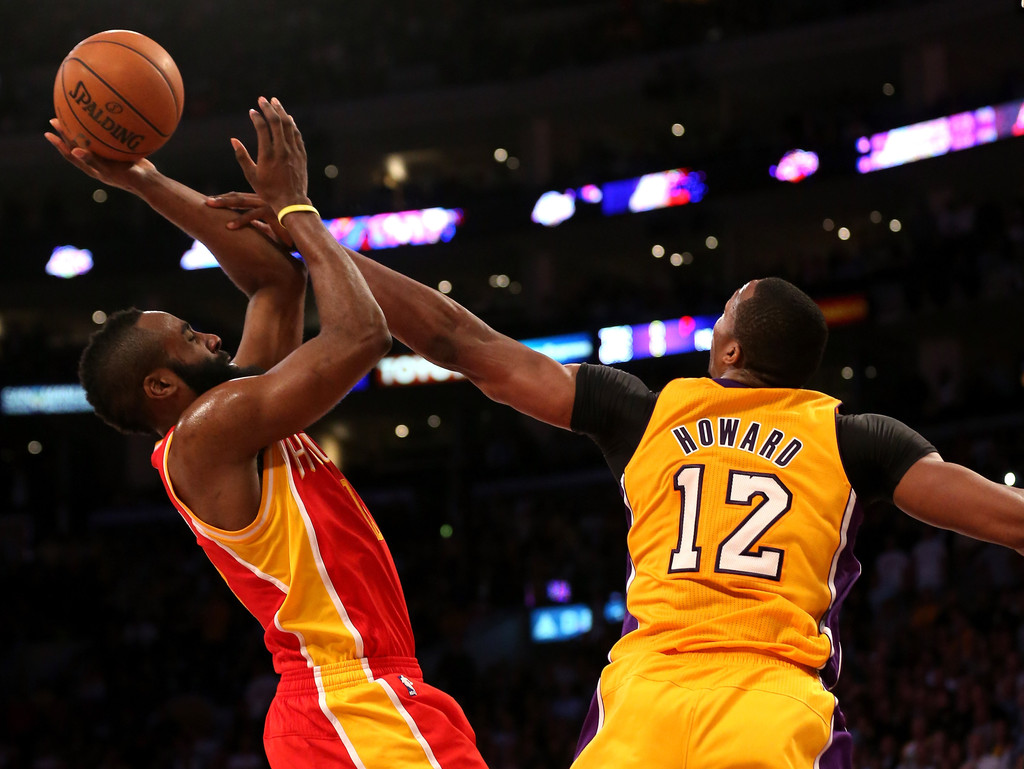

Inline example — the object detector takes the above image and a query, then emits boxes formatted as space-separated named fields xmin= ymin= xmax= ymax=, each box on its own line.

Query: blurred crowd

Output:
xmin=0 ymin=0 xmax=948 ymax=133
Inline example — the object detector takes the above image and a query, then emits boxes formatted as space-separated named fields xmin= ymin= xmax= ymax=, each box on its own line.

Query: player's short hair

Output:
xmin=733 ymin=278 xmax=828 ymax=388
xmin=78 ymin=308 xmax=168 ymax=434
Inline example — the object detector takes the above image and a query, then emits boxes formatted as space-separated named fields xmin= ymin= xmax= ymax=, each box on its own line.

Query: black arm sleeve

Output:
xmin=570 ymin=363 xmax=658 ymax=478
xmin=836 ymin=413 xmax=938 ymax=504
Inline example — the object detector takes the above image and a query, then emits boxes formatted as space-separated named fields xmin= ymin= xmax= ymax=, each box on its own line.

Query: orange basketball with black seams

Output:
xmin=53 ymin=30 xmax=184 ymax=161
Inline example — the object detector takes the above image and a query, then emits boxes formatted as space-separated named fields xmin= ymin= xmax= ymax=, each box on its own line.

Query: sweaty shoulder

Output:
xmin=836 ymin=412 xmax=938 ymax=504
xmin=571 ymin=363 xmax=658 ymax=478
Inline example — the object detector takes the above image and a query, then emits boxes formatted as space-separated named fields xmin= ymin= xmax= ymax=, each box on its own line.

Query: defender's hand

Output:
xmin=207 ymin=191 xmax=296 ymax=250
xmin=230 ymin=97 xmax=310 ymax=213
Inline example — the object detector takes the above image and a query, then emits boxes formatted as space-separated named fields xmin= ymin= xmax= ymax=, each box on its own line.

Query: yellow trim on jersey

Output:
xmin=160 ymin=430 xmax=276 ymax=543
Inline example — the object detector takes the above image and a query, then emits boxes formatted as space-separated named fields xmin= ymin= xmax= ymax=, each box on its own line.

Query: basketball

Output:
xmin=53 ymin=30 xmax=184 ymax=161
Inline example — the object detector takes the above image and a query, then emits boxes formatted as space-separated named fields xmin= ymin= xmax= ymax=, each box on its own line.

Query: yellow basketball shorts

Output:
xmin=572 ymin=652 xmax=850 ymax=769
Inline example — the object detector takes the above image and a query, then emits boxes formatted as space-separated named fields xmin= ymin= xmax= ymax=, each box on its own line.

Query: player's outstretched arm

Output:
xmin=348 ymin=247 xmax=579 ymax=429
xmin=206 ymin=193 xmax=580 ymax=429
xmin=894 ymin=453 xmax=1024 ymax=555
xmin=44 ymin=119 xmax=306 ymax=371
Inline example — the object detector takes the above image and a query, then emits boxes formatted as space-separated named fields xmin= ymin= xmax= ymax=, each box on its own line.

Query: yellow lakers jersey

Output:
xmin=613 ymin=378 xmax=857 ymax=672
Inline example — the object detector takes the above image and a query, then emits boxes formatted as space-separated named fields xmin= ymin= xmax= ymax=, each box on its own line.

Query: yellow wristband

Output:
xmin=277 ymin=204 xmax=320 ymax=227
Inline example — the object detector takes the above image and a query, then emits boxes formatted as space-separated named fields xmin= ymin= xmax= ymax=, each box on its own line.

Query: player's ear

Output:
xmin=722 ymin=339 xmax=743 ymax=368
xmin=144 ymin=368 xmax=180 ymax=400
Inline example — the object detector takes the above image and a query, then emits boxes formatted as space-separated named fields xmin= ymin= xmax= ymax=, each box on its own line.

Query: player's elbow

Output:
xmin=369 ymin=324 xmax=393 ymax=362
xmin=421 ymin=305 xmax=494 ymax=371
xmin=361 ymin=310 xmax=393 ymax=364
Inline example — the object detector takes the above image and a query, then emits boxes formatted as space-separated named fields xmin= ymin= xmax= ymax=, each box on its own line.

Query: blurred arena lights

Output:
xmin=4 ymin=297 xmax=861 ymax=409
xmin=769 ymin=149 xmax=820 ymax=183
xmin=531 ymin=167 xmax=706 ymax=227
xmin=45 ymin=245 xmax=93 ymax=278
xmin=180 ymin=206 xmax=465 ymax=269
xmin=531 ymin=190 xmax=576 ymax=227
xmin=2 ymin=385 xmax=92 ymax=415
xmin=530 ymin=604 xmax=592 ymax=643
xmin=856 ymin=96 xmax=1024 ymax=174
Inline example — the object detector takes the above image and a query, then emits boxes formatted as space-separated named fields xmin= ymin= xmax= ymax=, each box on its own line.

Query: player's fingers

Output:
xmin=253 ymin=219 xmax=295 ymax=249
xmin=249 ymin=104 xmax=273 ymax=162
xmin=223 ymin=206 xmax=268 ymax=230
xmin=48 ymin=118 xmax=71 ymax=143
xmin=231 ymin=137 xmax=258 ymax=183
xmin=250 ymin=219 xmax=274 ymax=239
xmin=269 ymin=98 xmax=305 ymax=158
xmin=261 ymin=96 xmax=285 ymax=148
xmin=287 ymin=114 xmax=307 ymax=160
xmin=43 ymin=131 xmax=70 ymax=156
xmin=69 ymin=146 xmax=112 ymax=175
xmin=206 ymin=192 xmax=266 ymax=210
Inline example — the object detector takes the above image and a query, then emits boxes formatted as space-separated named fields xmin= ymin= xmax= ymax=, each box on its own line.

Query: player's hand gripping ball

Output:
xmin=53 ymin=30 xmax=184 ymax=161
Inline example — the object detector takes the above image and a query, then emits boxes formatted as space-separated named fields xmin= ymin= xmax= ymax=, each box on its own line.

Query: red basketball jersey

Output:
xmin=152 ymin=428 xmax=416 ymax=679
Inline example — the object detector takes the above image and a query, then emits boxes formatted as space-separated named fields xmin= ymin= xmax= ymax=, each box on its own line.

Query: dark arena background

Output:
xmin=2 ymin=1 xmax=1024 ymax=767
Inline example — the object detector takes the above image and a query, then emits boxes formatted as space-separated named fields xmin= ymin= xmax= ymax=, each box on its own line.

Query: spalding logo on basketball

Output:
xmin=53 ymin=30 xmax=184 ymax=162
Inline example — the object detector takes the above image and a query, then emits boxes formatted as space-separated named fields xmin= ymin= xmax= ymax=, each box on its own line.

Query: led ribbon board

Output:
xmin=856 ymin=97 xmax=1024 ymax=174
xmin=182 ymin=207 xmax=464 ymax=269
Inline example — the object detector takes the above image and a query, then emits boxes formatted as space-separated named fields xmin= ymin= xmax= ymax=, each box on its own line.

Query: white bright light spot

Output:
xmin=651 ymin=244 xmax=665 ymax=258
xmin=705 ymin=236 xmax=719 ymax=250
xmin=488 ymin=274 xmax=511 ymax=288
xmin=531 ymin=190 xmax=576 ymax=227
xmin=889 ymin=219 xmax=902 ymax=232
xmin=92 ymin=189 xmax=108 ymax=203
xmin=841 ymin=366 xmax=854 ymax=380
xmin=92 ymin=310 xmax=107 ymax=325
xmin=395 ymin=424 xmax=409 ymax=438
xmin=180 ymin=239 xmax=218 ymax=270
xmin=671 ymin=123 xmax=685 ymax=137
xmin=46 ymin=246 xmax=94 ymax=278
xmin=669 ymin=253 xmax=684 ymax=267
xmin=494 ymin=148 xmax=509 ymax=163
xmin=838 ymin=227 xmax=851 ymax=240
xmin=386 ymin=154 xmax=408 ymax=183
xmin=438 ymin=280 xmax=452 ymax=294
xmin=1005 ymin=472 xmax=1017 ymax=486
xmin=27 ymin=441 xmax=42 ymax=455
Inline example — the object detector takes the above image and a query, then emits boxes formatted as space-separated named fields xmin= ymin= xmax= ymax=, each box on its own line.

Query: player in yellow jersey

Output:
xmin=206 ymin=192 xmax=1024 ymax=769
xmin=45 ymin=100 xmax=489 ymax=769
xmin=350 ymin=275 xmax=1024 ymax=769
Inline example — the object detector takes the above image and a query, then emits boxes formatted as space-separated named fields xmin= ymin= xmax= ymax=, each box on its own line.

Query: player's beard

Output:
xmin=170 ymin=353 xmax=265 ymax=395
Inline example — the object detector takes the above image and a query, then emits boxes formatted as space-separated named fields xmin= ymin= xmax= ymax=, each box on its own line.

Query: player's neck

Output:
xmin=719 ymin=368 xmax=771 ymax=388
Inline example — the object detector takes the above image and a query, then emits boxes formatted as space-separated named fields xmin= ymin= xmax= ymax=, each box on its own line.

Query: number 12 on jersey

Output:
xmin=668 ymin=465 xmax=792 ymax=581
